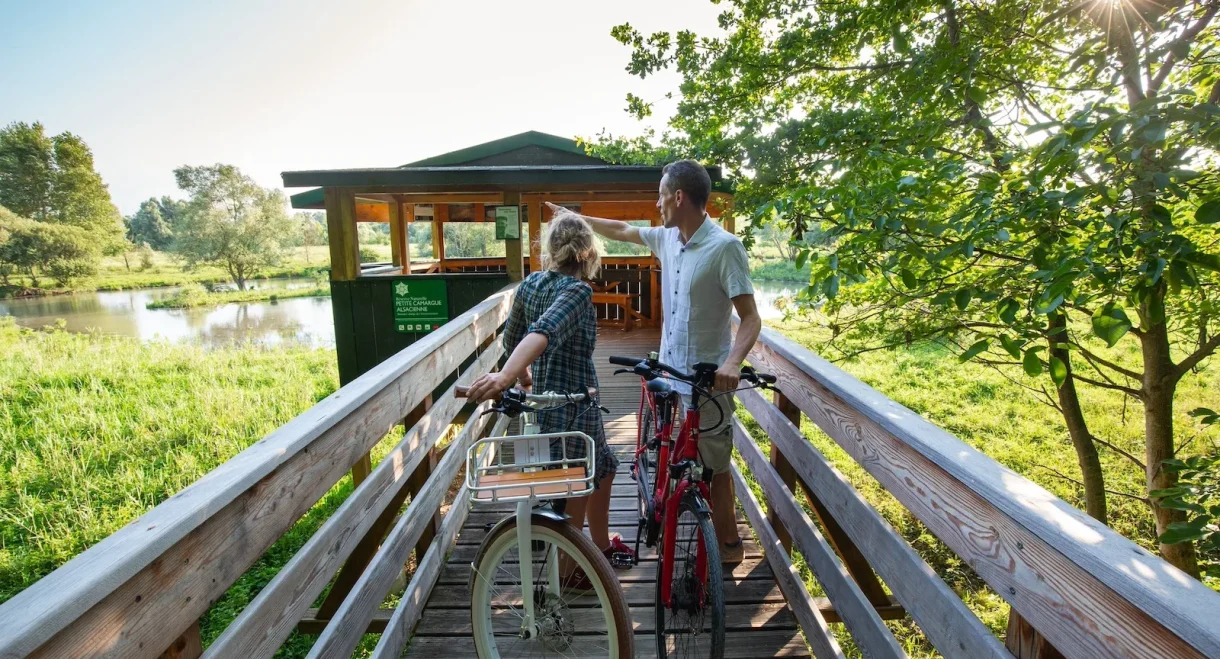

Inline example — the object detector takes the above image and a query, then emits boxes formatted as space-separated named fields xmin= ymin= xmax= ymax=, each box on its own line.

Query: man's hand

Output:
xmin=713 ymin=363 xmax=741 ymax=393
xmin=466 ymin=371 xmax=516 ymax=403
xmin=543 ymin=201 xmax=569 ymax=219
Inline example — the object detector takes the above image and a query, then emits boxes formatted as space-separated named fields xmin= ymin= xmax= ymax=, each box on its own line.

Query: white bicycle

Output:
xmin=457 ymin=385 xmax=633 ymax=659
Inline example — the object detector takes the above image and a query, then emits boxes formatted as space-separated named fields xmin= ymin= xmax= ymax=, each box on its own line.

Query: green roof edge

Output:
xmin=290 ymin=187 xmax=325 ymax=209
xmin=403 ymin=131 xmax=594 ymax=167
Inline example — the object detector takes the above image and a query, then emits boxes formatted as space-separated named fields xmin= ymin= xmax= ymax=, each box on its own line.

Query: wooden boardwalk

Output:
xmin=406 ymin=328 xmax=812 ymax=658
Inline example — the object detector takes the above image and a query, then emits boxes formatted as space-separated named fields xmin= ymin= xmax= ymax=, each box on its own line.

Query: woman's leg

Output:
xmin=586 ymin=473 xmax=615 ymax=549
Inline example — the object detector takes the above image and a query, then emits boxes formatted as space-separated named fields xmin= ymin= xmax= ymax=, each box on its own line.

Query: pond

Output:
xmin=0 ymin=278 xmax=336 ymax=349
xmin=0 ymin=278 xmax=804 ymax=349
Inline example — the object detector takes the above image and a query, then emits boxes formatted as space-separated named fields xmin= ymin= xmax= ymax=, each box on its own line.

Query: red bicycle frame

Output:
xmin=635 ymin=380 xmax=713 ymax=608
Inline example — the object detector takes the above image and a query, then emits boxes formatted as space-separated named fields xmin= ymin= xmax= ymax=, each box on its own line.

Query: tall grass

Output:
xmin=0 ymin=318 xmax=339 ymax=603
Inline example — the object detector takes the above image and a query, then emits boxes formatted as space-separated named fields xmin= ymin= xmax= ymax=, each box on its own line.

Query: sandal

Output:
xmin=603 ymin=534 xmax=636 ymax=569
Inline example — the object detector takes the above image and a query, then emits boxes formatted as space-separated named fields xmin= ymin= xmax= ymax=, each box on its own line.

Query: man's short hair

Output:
xmin=661 ymin=160 xmax=711 ymax=209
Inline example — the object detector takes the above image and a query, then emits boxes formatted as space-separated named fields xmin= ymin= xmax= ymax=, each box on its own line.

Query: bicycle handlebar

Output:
xmin=455 ymin=385 xmax=597 ymax=404
xmin=607 ymin=356 xmax=775 ymax=388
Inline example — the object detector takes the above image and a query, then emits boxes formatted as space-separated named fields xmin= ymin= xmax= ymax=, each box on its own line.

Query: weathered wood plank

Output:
xmin=733 ymin=417 xmax=903 ymax=658
xmin=742 ymin=324 xmax=1219 ymax=658
xmin=413 ymin=602 xmax=800 ymax=636
xmin=423 ymin=575 xmax=787 ymax=609
xmin=370 ymin=415 xmax=510 ymax=659
xmin=737 ymin=386 xmax=1008 ymax=659
xmin=731 ymin=464 xmax=845 ymax=659
xmin=305 ymin=402 xmax=498 ymax=659
xmin=203 ymin=346 xmax=501 ymax=658
xmin=435 ymin=557 xmax=774 ymax=585
xmin=0 ymin=286 xmax=516 ymax=659
xmin=402 ymin=630 xmax=811 ymax=658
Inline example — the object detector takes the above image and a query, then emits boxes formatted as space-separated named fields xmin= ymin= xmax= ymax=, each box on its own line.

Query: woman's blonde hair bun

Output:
xmin=542 ymin=210 xmax=603 ymax=279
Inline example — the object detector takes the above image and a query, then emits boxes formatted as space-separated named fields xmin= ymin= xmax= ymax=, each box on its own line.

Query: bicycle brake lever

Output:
xmin=599 ymin=405 xmax=610 ymax=413
xmin=613 ymin=368 xmax=632 ymax=375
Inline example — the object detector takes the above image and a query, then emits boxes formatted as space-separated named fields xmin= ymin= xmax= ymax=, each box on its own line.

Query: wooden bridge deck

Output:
xmin=405 ymin=328 xmax=812 ymax=658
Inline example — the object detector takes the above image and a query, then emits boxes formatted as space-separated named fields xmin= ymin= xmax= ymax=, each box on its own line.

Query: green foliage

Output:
xmin=0 ymin=206 xmax=98 ymax=287
xmin=172 ymin=164 xmax=294 ymax=291
xmin=358 ymin=246 xmax=381 ymax=263
xmin=0 ymin=122 xmax=123 ymax=249
xmin=1154 ymin=443 xmax=1220 ymax=579
xmin=610 ymin=0 xmax=1220 ymax=571
xmin=125 ymin=197 xmax=186 ymax=251
xmin=145 ymin=282 xmax=329 ymax=309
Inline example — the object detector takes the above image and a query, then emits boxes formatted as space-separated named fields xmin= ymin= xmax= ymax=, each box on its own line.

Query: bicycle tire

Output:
xmin=470 ymin=515 xmax=633 ymax=659
xmin=656 ymin=491 xmax=725 ymax=659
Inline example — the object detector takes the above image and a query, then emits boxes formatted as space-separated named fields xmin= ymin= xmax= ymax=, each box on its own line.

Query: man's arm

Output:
xmin=713 ymin=293 xmax=762 ymax=392
xmin=544 ymin=201 xmax=645 ymax=245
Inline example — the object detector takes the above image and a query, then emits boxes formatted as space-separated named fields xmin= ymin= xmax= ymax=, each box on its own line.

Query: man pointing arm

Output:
xmin=545 ymin=159 xmax=762 ymax=563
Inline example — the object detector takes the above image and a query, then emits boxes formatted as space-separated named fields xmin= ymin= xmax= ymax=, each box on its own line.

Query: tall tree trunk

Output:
xmin=1049 ymin=313 xmax=1108 ymax=523
xmin=1141 ymin=293 xmax=1200 ymax=577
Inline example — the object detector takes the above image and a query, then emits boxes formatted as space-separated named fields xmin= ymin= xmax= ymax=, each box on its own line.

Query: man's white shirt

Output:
xmin=639 ymin=217 xmax=754 ymax=395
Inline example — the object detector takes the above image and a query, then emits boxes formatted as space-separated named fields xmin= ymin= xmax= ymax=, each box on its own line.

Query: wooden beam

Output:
xmin=527 ymin=199 xmax=542 ymax=273
xmin=504 ymin=192 xmax=523 ymax=282
xmin=432 ymin=204 xmax=447 ymax=262
xmin=388 ymin=202 xmax=403 ymax=270
xmin=325 ymin=188 xmax=359 ymax=282
xmin=359 ymin=192 xmax=505 ymax=205
xmin=580 ymin=201 xmax=660 ymax=222
xmin=768 ymin=391 xmax=799 ymax=552
xmin=402 ymin=203 xmax=414 ymax=272
xmin=0 ymin=287 xmax=517 ymax=659
xmin=355 ymin=202 xmax=390 ymax=223
xmin=730 ymin=466 xmax=845 ymax=659
xmin=732 ymin=417 xmax=906 ymax=658
xmin=735 ymin=385 xmax=1007 ymax=658
xmin=522 ymin=191 xmax=657 ymax=203
xmin=157 ymin=622 xmax=201 ymax=659
xmin=738 ymin=324 xmax=1220 ymax=658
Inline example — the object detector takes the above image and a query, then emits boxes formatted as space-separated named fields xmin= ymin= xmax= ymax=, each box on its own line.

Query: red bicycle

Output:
xmin=608 ymin=354 xmax=774 ymax=659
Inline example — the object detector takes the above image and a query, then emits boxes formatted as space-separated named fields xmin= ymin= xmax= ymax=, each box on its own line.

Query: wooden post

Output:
xmin=157 ymin=622 xmax=201 ymax=659
xmin=324 ymin=188 xmax=359 ymax=282
xmin=314 ymin=395 xmax=434 ymax=621
xmin=770 ymin=391 xmax=801 ymax=552
xmin=528 ymin=198 xmax=542 ymax=273
xmin=388 ymin=201 xmax=403 ymax=270
xmin=775 ymin=389 xmax=893 ymax=607
xmin=402 ymin=202 xmax=414 ymax=273
xmin=504 ymin=191 xmax=524 ymax=281
xmin=432 ymin=204 xmax=447 ymax=266
xmin=1006 ymin=610 xmax=1067 ymax=659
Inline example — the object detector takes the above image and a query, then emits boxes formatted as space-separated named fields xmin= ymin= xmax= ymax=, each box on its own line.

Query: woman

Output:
xmin=466 ymin=211 xmax=635 ymax=578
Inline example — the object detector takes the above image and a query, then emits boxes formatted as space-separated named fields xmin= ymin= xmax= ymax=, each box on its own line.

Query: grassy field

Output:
xmin=0 ymin=246 xmax=347 ymax=298
xmin=146 ymin=283 xmax=330 ymax=309
xmin=732 ymin=317 xmax=1219 ymax=656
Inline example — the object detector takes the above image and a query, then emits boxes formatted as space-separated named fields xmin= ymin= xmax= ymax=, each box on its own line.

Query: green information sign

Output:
xmin=392 ymin=279 xmax=449 ymax=333
xmin=495 ymin=206 xmax=520 ymax=240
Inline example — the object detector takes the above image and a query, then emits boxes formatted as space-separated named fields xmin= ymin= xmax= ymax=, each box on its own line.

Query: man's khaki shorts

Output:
xmin=681 ymin=393 xmax=736 ymax=475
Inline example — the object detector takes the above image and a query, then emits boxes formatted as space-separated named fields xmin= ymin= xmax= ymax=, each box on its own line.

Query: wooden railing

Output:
xmin=0 ymin=284 xmax=519 ymax=659
xmin=730 ymin=323 xmax=1220 ymax=658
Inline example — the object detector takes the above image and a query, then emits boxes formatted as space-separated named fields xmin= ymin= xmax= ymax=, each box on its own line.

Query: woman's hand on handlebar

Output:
xmin=466 ymin=371 xmax=516 ymax=403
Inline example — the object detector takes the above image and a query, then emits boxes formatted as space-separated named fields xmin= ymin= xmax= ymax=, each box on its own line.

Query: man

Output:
xmin=544 ymin=159 xmax=762 ymax=563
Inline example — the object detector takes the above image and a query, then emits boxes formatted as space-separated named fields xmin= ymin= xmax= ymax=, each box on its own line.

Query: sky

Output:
xmin=0 ymin=0 xmax=722 ymax=214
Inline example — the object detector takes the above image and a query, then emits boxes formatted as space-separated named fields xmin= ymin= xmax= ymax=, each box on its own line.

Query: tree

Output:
xmin=0 ymin=122 xmax=123 ymax=254
xmin=171 ymin=164 xmax=293 ymax=290
xmin=0 ymin=206 xmax=98 ymax=287
xmin=126 ymin=196 xmax=185 ymax=250
xmin=298 ymin=212 xmax=325 ymax=264
xmin=612 ymin=0 xmax=1220 ymax=576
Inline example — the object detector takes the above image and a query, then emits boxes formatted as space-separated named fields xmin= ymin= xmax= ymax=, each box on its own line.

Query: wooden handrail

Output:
xmin=735 ymin=386 xmax=1007 ymax=658
xmin=0 ymin=284 xmax=518 ymax=659
xmin=736 ymin=321 xmax=1220 ymax=658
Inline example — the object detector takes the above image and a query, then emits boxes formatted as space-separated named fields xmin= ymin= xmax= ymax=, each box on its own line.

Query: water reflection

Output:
xmin=1 ymin=278 xmax=799 ymax=349
xmin=0 ymin=278 xmax=335 ymax=349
